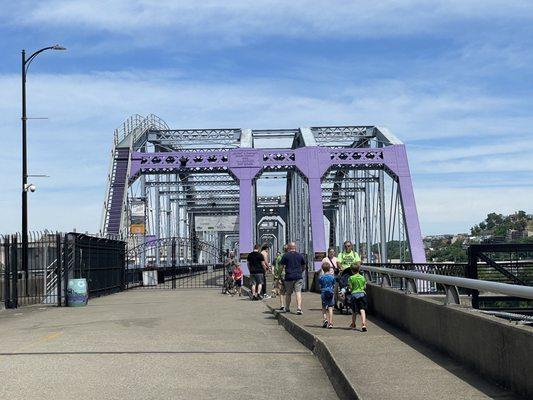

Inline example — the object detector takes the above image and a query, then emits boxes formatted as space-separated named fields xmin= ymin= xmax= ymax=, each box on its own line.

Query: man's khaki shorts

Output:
xmin=284 ymin=279 xmax=303 ymax=295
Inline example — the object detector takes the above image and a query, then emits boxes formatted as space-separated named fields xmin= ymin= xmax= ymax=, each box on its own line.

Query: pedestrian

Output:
xmin=247 ymin=244 xmax=268 ymax=300
xmin=336 ymin=241 xmax=361 ymax=272
xmin=348 ymin=263 xmax=368 ymax=331
xmin=320 ymin=247 xmax=338 ymax=276
xmin=319 ymin=261 xmax=336 ymax=329
xmin=224 ymin=251 xmax=235 ymax=278
xmin=334 ymin=241 xmax=360 ymax=308
xmin=232 ymin=261 xmax=243 ymax=297
xmin=260 ymin=243 xmax=271 ymax=297
xmin=279 ymin=242 xmax=306 ymax=314
xmin=273 ymin=245 xmax=288 ymax=311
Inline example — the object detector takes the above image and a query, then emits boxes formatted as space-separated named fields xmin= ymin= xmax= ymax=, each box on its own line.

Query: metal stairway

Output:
xmin=101 ymin=114 xmax=170 ymax=237
xmin=104 ymin=147 xmax=131 ymax=235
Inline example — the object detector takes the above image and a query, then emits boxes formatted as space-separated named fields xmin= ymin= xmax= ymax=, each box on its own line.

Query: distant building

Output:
xmin=451 ymin=233 xmax=468 ymax=244
xmin=490 ymin=235 xmax=506 ymax=243
xmin=507 ymin=229 xmax=526 ymax=241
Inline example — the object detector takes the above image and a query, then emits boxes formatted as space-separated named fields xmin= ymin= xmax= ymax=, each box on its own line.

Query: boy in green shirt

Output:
xmin=347 ymin=263 xmax=367 ymax=332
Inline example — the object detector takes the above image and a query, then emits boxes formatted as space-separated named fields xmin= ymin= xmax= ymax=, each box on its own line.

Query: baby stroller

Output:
xmin=334 ymin=267 xmax=354 ymax=314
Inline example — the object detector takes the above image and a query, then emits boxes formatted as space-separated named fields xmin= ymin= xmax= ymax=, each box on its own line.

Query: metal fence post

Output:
xmin=171 ymin=238 xmax=176 ymax=289
xmin=11 ymin=235 xmax=19 ymax=308
xmin=56 ymin=233 xmax=62 ymax=306
xmin=3 ymin=237 xmax=10 ymax=308
xmin=466 ymin=246 xmax=479 ymax=308
xmin=63 ymin=235 xmax=69 ymax=306
xmin=121 ymin=241 xmax=126 ymax=291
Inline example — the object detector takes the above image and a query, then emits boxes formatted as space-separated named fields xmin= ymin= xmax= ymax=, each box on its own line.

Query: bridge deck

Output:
xmin=0 ymin=290 xmax=336 ymax=400
xmin=265 ymin=293 xmax=522 ymax=400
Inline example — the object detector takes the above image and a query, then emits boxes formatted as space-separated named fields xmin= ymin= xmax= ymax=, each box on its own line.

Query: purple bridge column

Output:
xmin=392 ymin=145 xmax=426 ymax=263
xmin=296 ymin=147 xmax=331 ymax=271
xmin=229 ymin=150 xmax=262 ymax=275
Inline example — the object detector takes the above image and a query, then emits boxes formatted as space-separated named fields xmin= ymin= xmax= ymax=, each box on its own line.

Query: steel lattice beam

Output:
xmin=103 ymin=115 xmax=426 ymax=269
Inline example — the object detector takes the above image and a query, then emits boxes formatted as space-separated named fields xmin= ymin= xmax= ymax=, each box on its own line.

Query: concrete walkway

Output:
xmin=265 ymin=292 xmax=523 ymax=400
xmin=0 ymin=290 xmax=338 ymax=400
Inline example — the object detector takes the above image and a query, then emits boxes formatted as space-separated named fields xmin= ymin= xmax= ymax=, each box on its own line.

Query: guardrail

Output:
xmin=361 ymin=265 xmax=533 ymax=305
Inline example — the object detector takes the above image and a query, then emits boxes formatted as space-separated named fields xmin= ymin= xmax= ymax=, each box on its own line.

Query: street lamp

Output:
xmin=21 ymin=44 xmax=66 ymax=286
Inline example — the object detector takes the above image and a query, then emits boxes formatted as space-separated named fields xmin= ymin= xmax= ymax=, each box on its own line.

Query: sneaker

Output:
xmin=322 ymin=319 xmax=328 ymax=328
xmin=263 ymin=294 xmax=271 ymax=299
xmin=285 ymin=308 xmax=290 ymax=313
xmin=296 ymin=309 xmax=303 ymax=315
xmin=277 ymin=306 xmax=286 ymax=312
xmin=328 ymin=323 xmax=333 ymax=329
xmin=362 ymin=325 xmax=367 ymax=332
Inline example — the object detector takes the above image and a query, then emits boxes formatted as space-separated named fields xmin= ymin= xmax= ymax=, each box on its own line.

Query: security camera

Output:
xmin=24 ymin=183 xmax=36 ymax=192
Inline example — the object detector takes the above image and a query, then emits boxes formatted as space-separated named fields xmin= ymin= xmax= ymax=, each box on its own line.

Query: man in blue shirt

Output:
xmin=279 ymin=242 xmax=306 ymax=314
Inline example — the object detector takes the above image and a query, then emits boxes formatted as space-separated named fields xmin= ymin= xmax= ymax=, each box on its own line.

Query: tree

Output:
xmin=485 ymin=213 xmax=504 ymax=230
xmin=427 ymin=239 xmax=467 ymax=262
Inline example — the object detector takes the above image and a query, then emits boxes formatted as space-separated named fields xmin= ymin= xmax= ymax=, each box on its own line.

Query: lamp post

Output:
xmin=21 ymin=45 xmax=66 ymax=288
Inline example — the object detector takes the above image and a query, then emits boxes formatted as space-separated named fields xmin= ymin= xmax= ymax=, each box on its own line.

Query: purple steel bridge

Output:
xmin=101 ymin=114 xmax=425 ymax=273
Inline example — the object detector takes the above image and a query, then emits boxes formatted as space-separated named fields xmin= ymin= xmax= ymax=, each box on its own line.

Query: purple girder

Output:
xmin=129 ymin=145 xmax=426 ymax=270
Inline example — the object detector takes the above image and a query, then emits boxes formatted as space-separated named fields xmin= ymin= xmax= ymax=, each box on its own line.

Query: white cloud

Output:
xmin=411 ymin=140 xmax=533 ymax=163
xmin=4 ymin=0 xmax=533 ymax=46
xmin=407 ymin=139 xmax=533 ymax=174
xmin=416 ymin=187 xmax=533 ymax=235
xmin=1 ymin=70 xmax=532 ymax=234
xmin=413 ymin=157 xmax=533 ymax=174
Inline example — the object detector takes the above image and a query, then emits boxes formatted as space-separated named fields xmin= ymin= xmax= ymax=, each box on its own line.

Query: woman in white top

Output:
xmin=320 ymin=247 xmax=338 ymax=275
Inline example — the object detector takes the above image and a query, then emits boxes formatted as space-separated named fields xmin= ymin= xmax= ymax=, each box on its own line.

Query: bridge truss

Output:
xmin=101 ymin=115 xmax=425 ymax=272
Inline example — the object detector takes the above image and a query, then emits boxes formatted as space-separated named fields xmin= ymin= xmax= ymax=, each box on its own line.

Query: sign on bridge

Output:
xmin=195 ymin=216 xmax=239 ymax=232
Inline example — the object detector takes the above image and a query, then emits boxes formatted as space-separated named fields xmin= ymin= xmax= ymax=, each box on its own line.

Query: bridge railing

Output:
xmin=361 ymin=265 xmax=533 ymax=306
xmin=366 ymin=260 xmax=533 ymax=293
xmin=365 ymin=263 xmax=467 ymax=294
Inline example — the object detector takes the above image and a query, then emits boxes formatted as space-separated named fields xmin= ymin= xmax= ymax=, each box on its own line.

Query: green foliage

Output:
xmin=470 ymin=211 xmax=531 ymax=239
xmin=432 ymin=211 xmax=532 ymax=261
xmin=428 ymin=238 xmax=468 ymax=262
xmin=386 ymin=240 xmax=410 ymax=261
xmin=370 ymin=240 xmax=411 ymax=261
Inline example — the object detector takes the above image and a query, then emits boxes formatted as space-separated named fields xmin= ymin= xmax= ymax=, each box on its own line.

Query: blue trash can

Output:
xmin=67 ymin=278 xmax=88 ymax=307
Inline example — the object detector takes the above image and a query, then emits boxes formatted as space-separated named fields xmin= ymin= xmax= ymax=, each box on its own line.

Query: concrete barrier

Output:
xmin=366 ymin=283 xmax=533 ymax=399
xmin=266 ymin=303 xmax=361 ymax=400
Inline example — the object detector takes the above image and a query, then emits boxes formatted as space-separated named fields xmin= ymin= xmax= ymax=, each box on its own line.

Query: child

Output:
xmin=232 ymin=262 xmax=243 ymax=297
xmin=347 ymin=263 xmax=367 ymax=331
xmin=272 ymin=250 xmax=287 ymax=310
xmin=318 ymin=261 xmax=336 ymax=329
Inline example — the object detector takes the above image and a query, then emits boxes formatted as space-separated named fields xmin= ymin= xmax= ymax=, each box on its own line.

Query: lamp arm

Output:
xmin=24 ymin=46 xmax=55 ymax=74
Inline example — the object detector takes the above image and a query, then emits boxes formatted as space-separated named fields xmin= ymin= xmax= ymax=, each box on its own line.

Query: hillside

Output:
xmin=425 ymin=211 xmax=533 ymax=262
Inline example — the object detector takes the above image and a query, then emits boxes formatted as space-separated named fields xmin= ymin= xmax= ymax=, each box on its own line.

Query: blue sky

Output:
xmin=1 ymin=0 xmax=532 ymax=235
